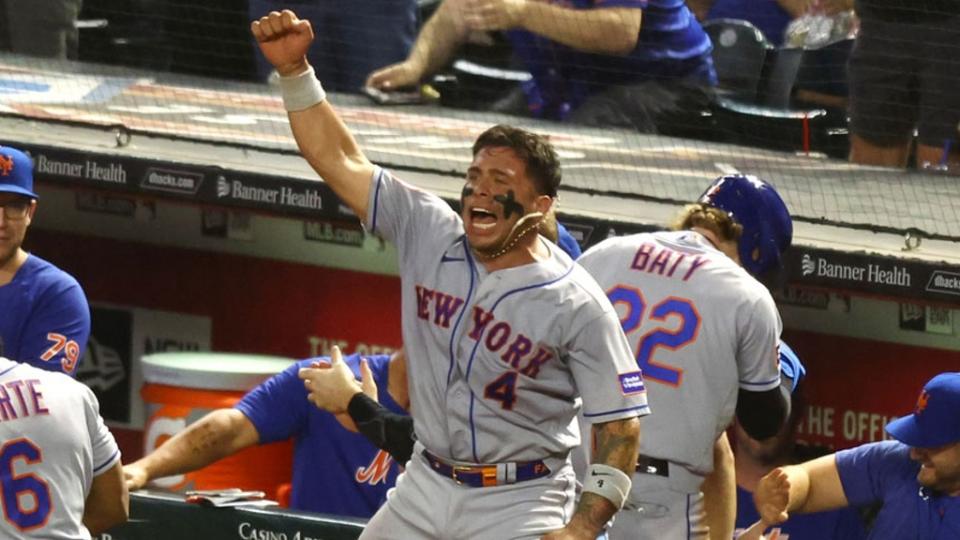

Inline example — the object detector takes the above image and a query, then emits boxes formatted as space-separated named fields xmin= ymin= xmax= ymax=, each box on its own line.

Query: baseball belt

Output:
xmin=636 ymin=454 xmax=670 ymax=477
xmin=421 ymin=449 xmax=552 ymax=488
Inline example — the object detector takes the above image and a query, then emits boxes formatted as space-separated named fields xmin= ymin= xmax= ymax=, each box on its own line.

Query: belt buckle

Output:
xmin=452 ymin=465 xmax=473 ymax=485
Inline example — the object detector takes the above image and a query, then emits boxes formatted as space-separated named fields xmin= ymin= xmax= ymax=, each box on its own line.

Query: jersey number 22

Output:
xmin=608 ymin=286 xmax=700 ymax=387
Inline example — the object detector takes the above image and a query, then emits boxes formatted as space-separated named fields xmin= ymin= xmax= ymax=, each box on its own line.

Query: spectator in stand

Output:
xmin=750 ymin=372 xmax=960 ymax=540
xmin=847 ymin=0 xmax=960 ymax=174
xmin=733 ymin=341 xmax=867 ymax=539
xmin=0 ymin=145 xmax=90 ymax=376
xmin=248 ymin=0 xmax=418 ymax=92
xmin=367 ymin=0 xmax=717 ymax=134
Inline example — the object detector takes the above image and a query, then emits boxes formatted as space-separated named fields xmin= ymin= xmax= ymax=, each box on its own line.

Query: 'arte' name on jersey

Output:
xmin=0 ymin=378 xmax=50 ymax=421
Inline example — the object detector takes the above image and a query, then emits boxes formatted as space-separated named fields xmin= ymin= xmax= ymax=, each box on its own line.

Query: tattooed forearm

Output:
xmin=564 ymin=416 xmax=641 ymax=536
xmin=592 ymin=416 xmax=641 ymax=473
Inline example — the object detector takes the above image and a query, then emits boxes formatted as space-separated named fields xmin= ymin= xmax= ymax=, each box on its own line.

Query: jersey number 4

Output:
xmin=1 ymin=439 xmax=53 ymax=532
xmin=608 ymin=286 xmax=700 ymax=387
xmin=484 ymin=371 xmax=518 ymax=410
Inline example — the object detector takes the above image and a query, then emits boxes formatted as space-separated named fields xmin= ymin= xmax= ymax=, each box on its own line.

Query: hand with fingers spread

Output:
xmin=299 ymin=346 xmax=370 ymax=415
xmin=250 ymin=9 xmax=315 ymax=77
xmin=463 ymin=0 xmax=528 ymax=32
xmin=754 ymin=467 xmax=792 ymax=526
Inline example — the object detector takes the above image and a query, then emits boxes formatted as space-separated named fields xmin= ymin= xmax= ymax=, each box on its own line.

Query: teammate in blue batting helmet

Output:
xmin=698 ymin=174 xmax=792 ymax=278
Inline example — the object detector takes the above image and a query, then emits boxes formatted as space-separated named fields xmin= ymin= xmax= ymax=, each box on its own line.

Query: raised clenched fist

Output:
xmin=250 ymin=9 xmax=315 ymax=77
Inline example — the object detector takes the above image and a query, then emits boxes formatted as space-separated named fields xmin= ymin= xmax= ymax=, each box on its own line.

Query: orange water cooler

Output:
xmin=141 ymin=352 xmax=296 ymax=502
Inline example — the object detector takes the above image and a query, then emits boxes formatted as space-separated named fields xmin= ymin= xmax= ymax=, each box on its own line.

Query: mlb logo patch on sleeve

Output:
xmin=619 ymin=371 xmax=646 ymax=395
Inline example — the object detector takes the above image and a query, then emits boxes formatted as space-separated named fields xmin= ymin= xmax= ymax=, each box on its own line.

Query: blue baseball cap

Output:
xmin=886 ymin=372 xmax=960 ymax=448
xmin=779 ymin=341 xmax=806 ymax=394
xmin=556 ymin=222 xmax=582 ymax=260
xmin=0 ymin=146 xmax=38 ymax=199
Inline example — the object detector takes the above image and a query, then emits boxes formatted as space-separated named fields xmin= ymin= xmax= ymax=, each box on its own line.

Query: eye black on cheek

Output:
xmin=493 ymin=190 xmax=525 ymax=220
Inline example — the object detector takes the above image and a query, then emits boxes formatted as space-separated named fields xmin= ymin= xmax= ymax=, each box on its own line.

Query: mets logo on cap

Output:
xmin=0 ymin=146 xmax=39 ymax=199
xmin=916 ymin=389 xmax=930 ymax=415
xmin=0 ymin=153 xmax=14 ymax=176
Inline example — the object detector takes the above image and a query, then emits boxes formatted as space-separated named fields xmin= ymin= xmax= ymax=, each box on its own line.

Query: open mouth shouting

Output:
xmin=468 ymin=206 xmax=499 ymax=232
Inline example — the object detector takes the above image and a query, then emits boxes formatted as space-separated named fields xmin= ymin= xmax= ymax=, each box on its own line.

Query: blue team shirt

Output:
xmin=0 ymin=254 xmax=90 ymax=376
xmin=506 ymin=0 xmax=715 ymax=119
xmin=735 ymin=484 xmax=867 ymax=539
xmin=837 ymin=440 xmax=960 ymax=540
xmin=235 ymin=353 xmax=405 ymax=518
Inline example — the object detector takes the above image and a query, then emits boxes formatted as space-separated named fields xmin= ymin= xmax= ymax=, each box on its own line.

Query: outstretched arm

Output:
xmin=753 ymin=454 xmax=849 ymax=525
xmin=366 ymin=0 xmax=472 ymax=91
xmin=251 ymin=10 xmax=375 ymax=218
xmin=464 ymin=0 xmax=641 ymax=55
xmin=123 ymin=409 xmax=259 ymax=490
xmin=544 ymin=416 xmax=641 ymax=539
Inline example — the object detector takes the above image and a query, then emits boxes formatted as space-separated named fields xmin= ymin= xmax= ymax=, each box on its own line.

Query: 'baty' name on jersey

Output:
xmin=631 ymin=242 xmax=711 ymax=280
xmin=415 ymin=285 xmax=554 ymax=379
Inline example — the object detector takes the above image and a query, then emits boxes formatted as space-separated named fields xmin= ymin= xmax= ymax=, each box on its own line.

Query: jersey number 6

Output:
xmin=1 ymin=439 xmax=53 ymax=532
xmin=607 ymin=286 xmax=700 ymax=387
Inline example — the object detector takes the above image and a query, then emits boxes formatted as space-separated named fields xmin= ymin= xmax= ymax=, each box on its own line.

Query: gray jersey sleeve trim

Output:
xmin=93 ymin=448 xmax=121 ymax=475
xmin=582 ymin=404 xmax=651 ymax=418
xmin=367 ymin=167 xmax=385 ymax=234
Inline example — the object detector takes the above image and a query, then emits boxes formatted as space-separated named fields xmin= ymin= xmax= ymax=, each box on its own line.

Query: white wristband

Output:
xmin=582 ymin=464 xmax=632 ymax=509
xmin=278 ymin=66 xmax=327 ymax=112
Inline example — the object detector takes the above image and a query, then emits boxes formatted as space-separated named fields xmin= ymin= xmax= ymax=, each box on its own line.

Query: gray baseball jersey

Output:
xmin=365 ymin=168 xmax=649 ymax=464
xmin=578 ymin=230 xmax=781 ymax=474
xmin=0 ymin=357 xmax=121 ymax=539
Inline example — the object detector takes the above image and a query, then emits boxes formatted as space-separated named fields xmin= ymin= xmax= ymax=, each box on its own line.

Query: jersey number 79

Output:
xmin=607 ymin=286 xmax=700 ymax=387
xmin=1 ymin=438 xmax=53 ymax=532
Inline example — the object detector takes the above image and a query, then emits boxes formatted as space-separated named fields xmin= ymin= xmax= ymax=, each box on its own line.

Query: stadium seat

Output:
xmin=703 ymin=18 xmax=773 ymax=102
xmin=757 ymin=47 xmax=805 ymax=108
xmin=711 ymin=37 xmax=853 ymax=158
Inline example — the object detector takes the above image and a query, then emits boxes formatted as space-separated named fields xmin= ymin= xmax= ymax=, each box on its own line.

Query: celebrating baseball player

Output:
xmin=0 ymin=356 xmax=127 ymax=538
xmin=252 ymin=10 xmax=648 ymax=539
xmin=577 ymin=174 xmax=793 ymax=539
xmin=752 ymin=371 xmax=960 ymax=540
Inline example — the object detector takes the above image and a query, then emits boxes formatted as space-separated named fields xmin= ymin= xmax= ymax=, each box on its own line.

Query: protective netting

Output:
xmin=1 ymin=0 xmax=957 ymax=239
